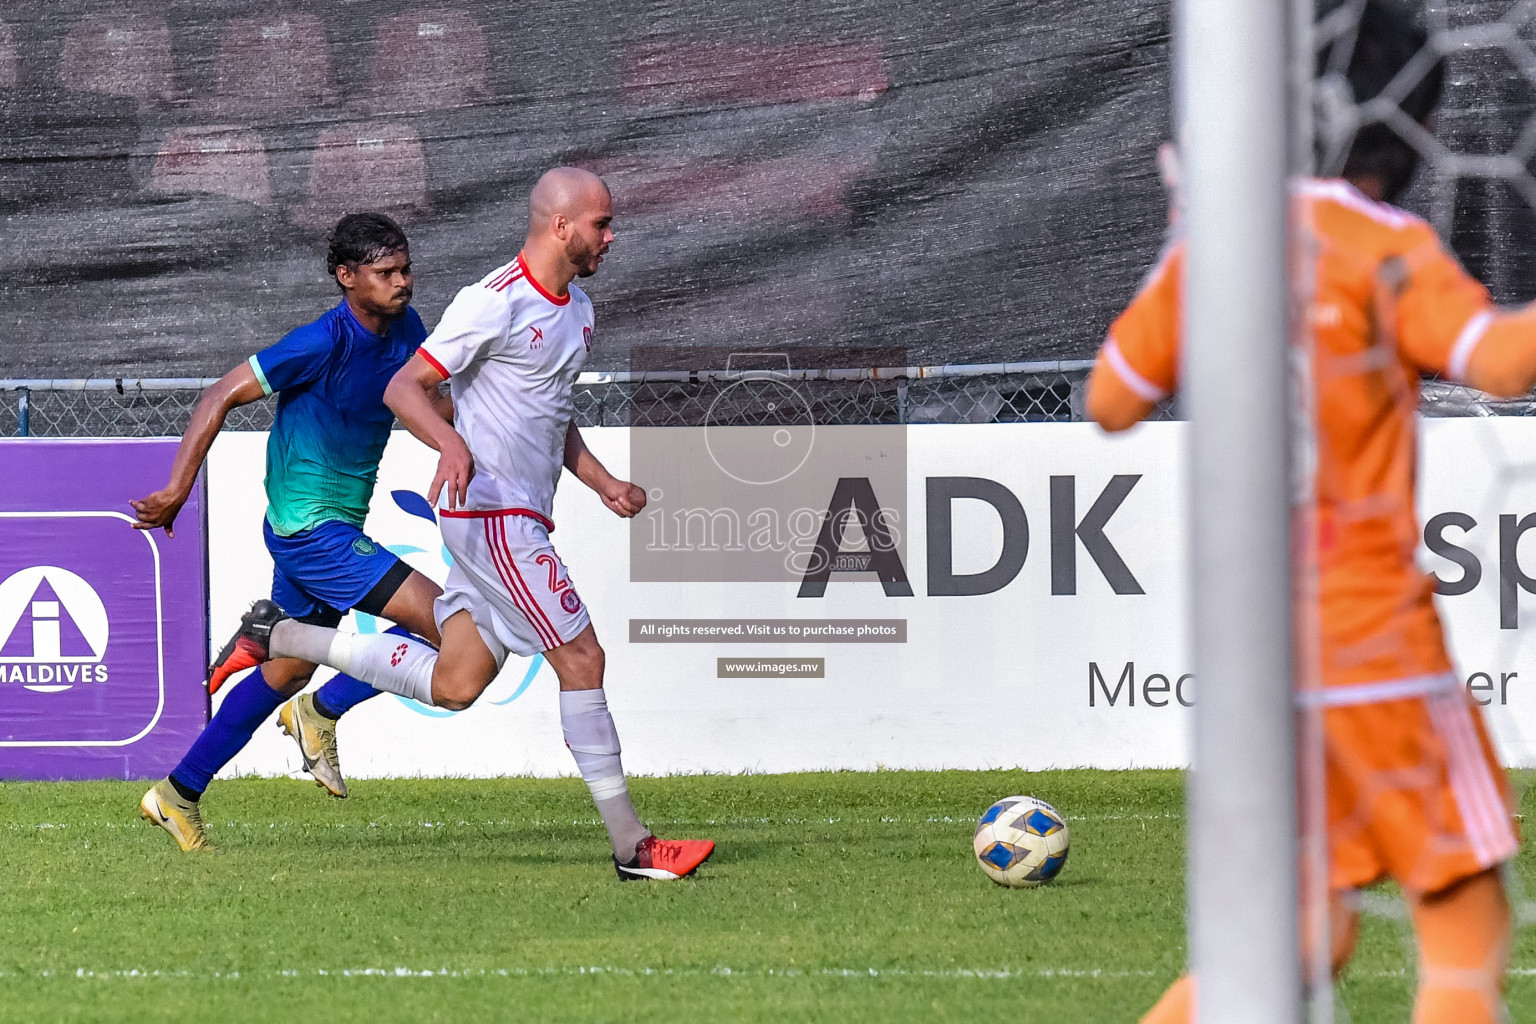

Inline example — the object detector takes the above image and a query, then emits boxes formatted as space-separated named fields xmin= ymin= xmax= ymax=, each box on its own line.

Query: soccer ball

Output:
xmin=973 ymin=795 xmax=1070 ymax=888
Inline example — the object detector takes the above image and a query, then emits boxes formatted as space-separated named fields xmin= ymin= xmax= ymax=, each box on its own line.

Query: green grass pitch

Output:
xmin=1 ymin=769 xmax=1532 ymax=1023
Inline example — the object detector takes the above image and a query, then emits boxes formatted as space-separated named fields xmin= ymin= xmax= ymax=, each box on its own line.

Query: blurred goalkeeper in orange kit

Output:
xmin=1088 ymin=2 xmax=1528 ymax=1022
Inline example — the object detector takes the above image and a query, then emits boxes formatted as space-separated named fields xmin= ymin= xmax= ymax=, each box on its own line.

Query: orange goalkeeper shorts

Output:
xmin=1316 ymin=674 xmax=1519 ymax=895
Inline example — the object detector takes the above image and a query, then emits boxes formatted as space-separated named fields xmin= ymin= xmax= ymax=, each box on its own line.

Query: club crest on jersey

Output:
xmin=560 ymin=589 xmax=581 ymax=614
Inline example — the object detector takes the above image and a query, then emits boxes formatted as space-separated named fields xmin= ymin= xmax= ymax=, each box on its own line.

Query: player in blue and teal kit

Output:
xmin=131 ymin=213 xmax=447 ymax=851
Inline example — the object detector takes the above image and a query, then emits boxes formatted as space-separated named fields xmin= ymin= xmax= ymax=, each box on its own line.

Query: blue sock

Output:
xmin=312 ymin=626 xmax=412 ymax=719
xmin=169 ymin=665 xmax=286 ymax=798
xmin=312 ymin=672 xmax=380 ymax=719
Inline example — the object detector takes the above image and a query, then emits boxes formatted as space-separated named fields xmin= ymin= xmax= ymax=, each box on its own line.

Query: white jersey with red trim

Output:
xmin=418 ymin=253 xmax=594 ymax=520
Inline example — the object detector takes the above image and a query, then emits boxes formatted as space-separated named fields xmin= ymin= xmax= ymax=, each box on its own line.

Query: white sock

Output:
xmin=270 ymin=621 xmax=438 ymax=706
xmin=559 ymin=687 xmax=650 ymax=860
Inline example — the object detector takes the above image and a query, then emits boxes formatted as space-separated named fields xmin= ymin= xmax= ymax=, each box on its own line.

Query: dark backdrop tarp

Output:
xmin=0 ymin=2 xmax=1527 ymax=378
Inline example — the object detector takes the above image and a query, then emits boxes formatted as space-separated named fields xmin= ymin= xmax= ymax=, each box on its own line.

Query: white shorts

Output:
xmin=434 ymin=509 xmax=591 ymax=665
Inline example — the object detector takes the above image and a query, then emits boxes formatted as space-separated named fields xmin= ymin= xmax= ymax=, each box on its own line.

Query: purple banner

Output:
xmin=0 ymin=440 xmax=207 ymax=780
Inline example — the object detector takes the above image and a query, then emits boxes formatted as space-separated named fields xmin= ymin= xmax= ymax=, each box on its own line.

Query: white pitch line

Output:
xmin=5 ymin=966 xmax=1157 ymax=981
xmin=8 ymin=813 xmax=1182 ymax=832
xmin=8 ymin=966 xmax=1536 ymax=982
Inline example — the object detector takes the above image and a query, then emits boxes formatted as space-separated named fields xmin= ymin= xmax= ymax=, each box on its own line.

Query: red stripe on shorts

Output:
xmin=489 ymin=519 xmax=560 ymax=650
xmin=483 ymin=518 xmax=559 ymax=649
xmin=499 ymin=517 xmax=564 ymax=646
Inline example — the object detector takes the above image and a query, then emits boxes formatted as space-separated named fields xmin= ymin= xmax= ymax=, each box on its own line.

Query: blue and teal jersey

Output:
xmin=250 ymin=301 xmax=426 ymax=537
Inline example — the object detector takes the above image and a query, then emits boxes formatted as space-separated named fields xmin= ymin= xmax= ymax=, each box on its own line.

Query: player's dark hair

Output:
xmin=326 ymin=212 xmax=409 ymax=288
xmin=1321 ymin=0 xmax=1444 ymax=201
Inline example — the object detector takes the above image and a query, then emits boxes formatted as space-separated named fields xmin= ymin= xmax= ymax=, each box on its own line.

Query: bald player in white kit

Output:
xmin=210 ymin=167 xmax=716 ymax=881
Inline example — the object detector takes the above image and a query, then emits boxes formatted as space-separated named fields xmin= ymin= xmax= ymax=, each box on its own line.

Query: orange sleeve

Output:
xmin=1091 ymin=244 xmax=1182 ymax=425
xmin=1460 ymin=304 xmax=1536 ymax=398
xmin=1393 ymin=228 xmax=1499 ymax=382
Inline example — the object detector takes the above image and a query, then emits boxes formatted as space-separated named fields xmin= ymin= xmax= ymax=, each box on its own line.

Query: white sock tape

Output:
xmin=325 ymin=631 xmax=355 ymax=675
xmin=587 ymin=774 xmax=629 ymax=801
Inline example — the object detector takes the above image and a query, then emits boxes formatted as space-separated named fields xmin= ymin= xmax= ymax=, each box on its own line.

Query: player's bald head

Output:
xmin=524 ymin=166 xmax=614 ymax=283
xmin=529 ymin=167 xmax=610 ymax=226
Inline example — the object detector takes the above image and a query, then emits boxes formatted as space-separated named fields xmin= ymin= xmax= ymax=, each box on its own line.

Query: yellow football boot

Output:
xmin=139 ymin=778 xmax=212 ymax=851
xmin=278 ymin=692 xmax=348 ymax=798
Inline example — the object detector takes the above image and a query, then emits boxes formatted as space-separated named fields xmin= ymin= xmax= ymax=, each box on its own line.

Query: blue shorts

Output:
xmin=263 ymin=518 xmax=405 ymax=626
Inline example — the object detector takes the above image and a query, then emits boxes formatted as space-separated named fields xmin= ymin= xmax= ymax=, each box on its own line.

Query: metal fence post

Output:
xmin=17 ymin=388 xmax=29 ymax=437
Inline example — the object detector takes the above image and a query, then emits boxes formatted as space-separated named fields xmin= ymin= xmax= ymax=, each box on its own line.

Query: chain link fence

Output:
xmin=0 ymin=364 xmax=1521 ymax=437
xmin=0 ymin=362 xmax=1093 ymax=436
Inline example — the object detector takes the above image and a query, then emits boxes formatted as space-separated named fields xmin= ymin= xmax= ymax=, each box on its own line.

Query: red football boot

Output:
xmin=614 ymin=835 xmax=716 ymax=881
xmin=207 ymin=599 xmax=288 ymax=695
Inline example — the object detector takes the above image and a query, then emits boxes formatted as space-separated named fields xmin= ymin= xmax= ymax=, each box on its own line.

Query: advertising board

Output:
xmin=0 ymin=440 xmax=208 ymax=780
xmin=211 ymin=423 xmax=1192 ymax=779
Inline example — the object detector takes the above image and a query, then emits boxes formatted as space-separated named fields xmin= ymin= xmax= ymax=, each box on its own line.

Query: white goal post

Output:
xmin=1177 ymin=0 xmax=1303 ymax=1021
